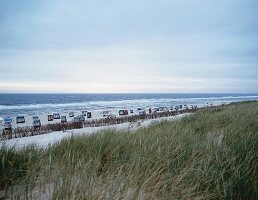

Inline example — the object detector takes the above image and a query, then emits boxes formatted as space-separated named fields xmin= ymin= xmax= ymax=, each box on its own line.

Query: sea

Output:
xmin=0 ymin=93 xmax=258 ymax=117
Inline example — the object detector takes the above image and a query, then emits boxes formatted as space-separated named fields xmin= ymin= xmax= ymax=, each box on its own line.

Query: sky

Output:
xmin=0 ymin=0 xmax=257 ymax=93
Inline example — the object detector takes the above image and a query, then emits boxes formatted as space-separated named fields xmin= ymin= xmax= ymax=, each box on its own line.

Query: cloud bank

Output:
xmin=0 ymin=0 xmax=257 ymax=92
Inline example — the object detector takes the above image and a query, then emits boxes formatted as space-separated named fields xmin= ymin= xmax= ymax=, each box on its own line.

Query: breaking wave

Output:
xmin=0 ymin=95 xmax=258 ymax=111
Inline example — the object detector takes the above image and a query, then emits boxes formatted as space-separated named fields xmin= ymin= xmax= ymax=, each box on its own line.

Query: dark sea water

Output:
xmin=0 ymin=93 xmax=258 ymax=117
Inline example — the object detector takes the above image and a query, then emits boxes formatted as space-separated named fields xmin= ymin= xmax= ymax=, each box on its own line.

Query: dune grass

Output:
xmin=1 ymin=101 xmax=257 ymax=199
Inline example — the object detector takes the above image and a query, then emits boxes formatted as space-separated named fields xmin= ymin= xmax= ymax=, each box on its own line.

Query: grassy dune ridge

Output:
xmin=1 ymin=101 xmax=257 ymax=199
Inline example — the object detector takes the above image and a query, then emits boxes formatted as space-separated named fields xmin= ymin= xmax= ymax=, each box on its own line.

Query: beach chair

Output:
xmin=139 ymin=110 xmax=146 ymax=116
xmin=87 ymin=112 xmax=92 ymax=118
xmin=48 ymin=115 xmax=54 ymax=121
xmin=33 ymin=119 xmax=41 ymax=128
xmin=61 ymin=116 xmax=67 ymax=123
xmin=4 ymin=118 xmax=12 ymax=130
xmin=102 ymin=111 xmax=111 ymax=117
xmin=16 ymin=115 xmax=25 ymax=123
xmin=53 ymin=113 xmax=60 ymax=119
xmin=119 ymin=110 xmax=128 ymax=116
xmin=82 ymin=111 xmax=87 ymax=116
xmin=74 ymin=115 xmax=85 ymax=123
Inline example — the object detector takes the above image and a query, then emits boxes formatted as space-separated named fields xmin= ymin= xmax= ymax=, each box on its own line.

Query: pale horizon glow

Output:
xmin=0 ymin=0 xmax=257 ymax=93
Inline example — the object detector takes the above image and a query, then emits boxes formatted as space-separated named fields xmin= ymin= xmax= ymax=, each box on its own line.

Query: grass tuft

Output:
xmin=1 ymin=101 xmax=257 ymax=199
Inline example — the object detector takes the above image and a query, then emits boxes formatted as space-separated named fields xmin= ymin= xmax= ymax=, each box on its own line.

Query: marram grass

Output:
xmin=1 ymin=101 xmax=257 ymax=199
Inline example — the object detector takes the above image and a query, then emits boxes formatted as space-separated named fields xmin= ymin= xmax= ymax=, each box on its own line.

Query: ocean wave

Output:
xmin=0 ymin=95 xmax=258 ymax=111
xmin=0 ymin=100 xmax=148 ymax=110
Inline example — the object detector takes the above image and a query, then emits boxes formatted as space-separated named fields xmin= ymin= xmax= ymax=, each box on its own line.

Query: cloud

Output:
xmin=0 ymin=0 xmax=257 ymax=92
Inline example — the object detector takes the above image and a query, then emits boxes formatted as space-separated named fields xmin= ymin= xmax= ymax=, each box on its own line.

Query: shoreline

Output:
xmin=0 ymin=113 xmax=191 ymax=149
xmin=0 ymin=102 xmax=216 ymax=128
xmin=0 ymin=103 xmax=230 ymax=143
xmin=1 ymin=106 xmax=201 ymax=139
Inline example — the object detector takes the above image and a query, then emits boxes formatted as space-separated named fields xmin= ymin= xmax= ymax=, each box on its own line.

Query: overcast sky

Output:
xmin=0 ymin=0 xmax=257 ymax=93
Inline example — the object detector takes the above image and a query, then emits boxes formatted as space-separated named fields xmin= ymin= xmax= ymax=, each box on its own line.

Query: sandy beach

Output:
xmin=0 ymin=113 xmax=190 ymax=149
xmin=0 ymin=101 xmax=224 ymax=130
